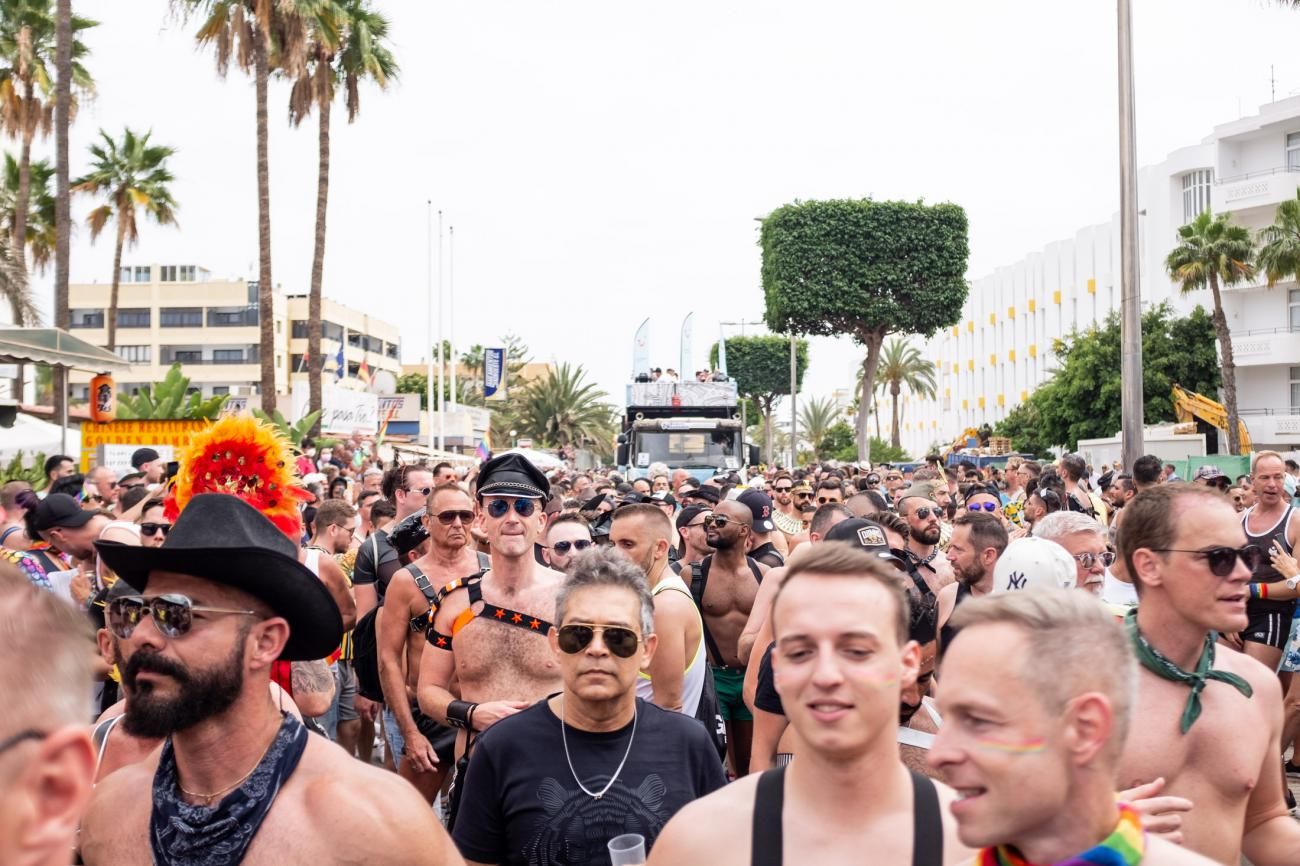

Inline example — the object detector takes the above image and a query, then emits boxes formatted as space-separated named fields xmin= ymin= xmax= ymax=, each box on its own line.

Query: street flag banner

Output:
xmin=632 ymin=317 xmax=650 ymax=378
xmin=717 ymin=323 xmax=728 ymax=378
xmin=475 ymin=438 xmax=491 ymax=462
xmin=679 ymin=312 xmax=693 ymax=380
xmin=484 ymin=347 xmax=506 ymax=401
xmin=357 ymin=357 xmax=372 ymax=386
xmin=334 ymin=340 xmax=345 ymax=381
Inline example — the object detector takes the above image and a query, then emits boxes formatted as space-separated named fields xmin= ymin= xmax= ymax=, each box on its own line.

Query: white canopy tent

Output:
xmin=0 ymin=412 xmax=81 ymax=463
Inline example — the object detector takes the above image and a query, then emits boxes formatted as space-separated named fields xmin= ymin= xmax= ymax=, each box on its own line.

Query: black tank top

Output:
xmin=939 ymin=582 xmax=972 ymax=657
xmin=1242 ymin=505 xmax=1298 ymax=616
xmin=750 ymin=765 xmax=943 ymax=866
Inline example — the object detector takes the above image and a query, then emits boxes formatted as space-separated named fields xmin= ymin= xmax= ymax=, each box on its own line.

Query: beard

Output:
xmin=913 ymin=524 xmax=941 ymax=546
xmin=708 ymin=532 xmax=738 ymax=551
xmin=955 ymin=561 xmax=985 ymax=587
xmin=121 ymin=635 xmax=246 ymax=739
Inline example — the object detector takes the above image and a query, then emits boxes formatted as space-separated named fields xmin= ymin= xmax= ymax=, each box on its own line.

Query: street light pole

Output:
xmin=789 ymin=334 xmax=797 ymax=468
xmin=1118 ymin=0 xmax=1145 ymax=469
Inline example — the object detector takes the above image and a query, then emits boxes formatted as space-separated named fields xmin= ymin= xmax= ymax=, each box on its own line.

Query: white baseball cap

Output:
xmin=992 ymin=537 xmax=1078 ymax=593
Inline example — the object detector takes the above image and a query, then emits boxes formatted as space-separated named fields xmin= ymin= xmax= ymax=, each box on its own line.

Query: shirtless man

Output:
xmin=933 ymin=589 xmax=1215 ymax=866
xmin=899 ymin=494 xmax=956 ymax=589
xmin=417 ymin=453 xmax=565 ymax=764
xmin=648 ymin=543 xmax=970 ymax=866
xmin=1118 ymin=483 xmax=1300 ymax=865
xmin=379 ymin=483 xmax=485 ymax=802
xmin=1239 ymin=451 xmax=1300 ymax=670
xmin=611 ymin=503 xmax=705 ymax=715
xmin=695 ymin=498 xmax=769 ymax=775
xmin=82 ymin=493 xmax=460 ymax=866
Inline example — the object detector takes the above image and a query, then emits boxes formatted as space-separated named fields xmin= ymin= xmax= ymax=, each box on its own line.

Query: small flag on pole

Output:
xmin=357 ymin=357 xmax=372 ymax=385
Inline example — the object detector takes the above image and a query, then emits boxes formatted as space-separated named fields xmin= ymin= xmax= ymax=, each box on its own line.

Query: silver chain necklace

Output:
xmin=559 ymin=698 xmax=638 ymax=800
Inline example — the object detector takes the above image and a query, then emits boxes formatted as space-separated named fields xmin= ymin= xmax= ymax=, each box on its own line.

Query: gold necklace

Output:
xmin=177 ymin=723 xmax=280 ymax=806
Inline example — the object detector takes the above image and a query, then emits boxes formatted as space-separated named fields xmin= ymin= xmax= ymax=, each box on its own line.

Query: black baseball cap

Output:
xmin=651 ymin=491 xmax=677 ymax=508
xmin=682 ymin=486 xmax=719 ymax=505
xmin=31 ymin=493 xmax=96 ymax=532
xmin=131 ymin=447 xmax=161 ymax=470
xmin=824 ymin=518 xmax=907 ymax=571
xmin=737 ymin=489 xmax=775 ymax=533
xmin=675 ymin=504 xmax=711 ymax=531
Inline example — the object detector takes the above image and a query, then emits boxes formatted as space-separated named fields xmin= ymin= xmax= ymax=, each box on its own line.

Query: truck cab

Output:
xmin=616 ymin=380 xmax=759 ymax=483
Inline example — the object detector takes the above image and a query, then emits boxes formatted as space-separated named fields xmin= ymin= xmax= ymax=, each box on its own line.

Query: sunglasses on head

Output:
xmin=107 ymin=593 xmax=259 ymax=640
xmin=1150 ymin=544 xmax=1262 ymax=577
xmin=1072 ymin=551 xmax=1117 ymax=569
xmin=139 ymin=522 xmax=171 ymax=537
xmin=485 ymin=497 xmax=537 ymax=519
xmin=432 ymin=509 xmax=474 ymax=526
xmin=556 ymin=623 xmax=641 ymax=658
xmin=910 ymin=506 xmax=942 ymax=521
xmin=550 ymin=539 xmax=593 ymax=554
xmin=966 ymin=502 xmax=998 ymax=512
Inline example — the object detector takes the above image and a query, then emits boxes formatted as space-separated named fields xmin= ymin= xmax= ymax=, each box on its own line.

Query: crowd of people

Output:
xmin=3 ymin=423 xmax=1300 ymax=865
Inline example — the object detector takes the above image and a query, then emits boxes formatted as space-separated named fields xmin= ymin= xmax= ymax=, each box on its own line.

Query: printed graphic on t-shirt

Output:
xmin=524 ymin=774 xmax=669 ymax=866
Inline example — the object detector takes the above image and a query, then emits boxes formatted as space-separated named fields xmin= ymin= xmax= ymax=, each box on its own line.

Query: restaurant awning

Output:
xmin=0 ymin=327 xmax=132 ymax=372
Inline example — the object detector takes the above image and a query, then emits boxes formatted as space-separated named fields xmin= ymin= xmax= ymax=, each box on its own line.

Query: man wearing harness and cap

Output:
xmin=932 ymin=590 xmax=1215 ymax=866
xmin=80 ymin=493 xmax=460 ymax=866
xmin=1118 ymin=483 xmax=1300 ymax=865
xmin=417 ymin=454 xmax=566 ymax=789
xmin=1238 ymin=451 xmax=1300 ymax=670
xmin=379 ymin=483 xmax=488 ymax=804
xmin=648 ymin=544 xmax=970 ymax=866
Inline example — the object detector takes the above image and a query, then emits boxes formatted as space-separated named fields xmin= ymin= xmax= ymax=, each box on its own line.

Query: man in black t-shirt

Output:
xmin=453 ymin=548 xmax=725 ymax=866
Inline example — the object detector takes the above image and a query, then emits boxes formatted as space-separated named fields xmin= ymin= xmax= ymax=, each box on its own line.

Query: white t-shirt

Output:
xmin=1101 ymin=570 xmax=1138 ymax=607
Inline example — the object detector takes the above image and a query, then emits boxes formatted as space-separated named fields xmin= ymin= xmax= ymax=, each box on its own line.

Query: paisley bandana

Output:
xmin=974 ymin=804 xmax=1144 ymax=866
xmin=150 ymin=713 xmax=308 ymax=866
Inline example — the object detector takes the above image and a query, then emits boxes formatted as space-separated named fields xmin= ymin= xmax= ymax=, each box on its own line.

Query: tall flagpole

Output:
xmin=426 ymin=200 xmax=434 ymax=453
xmin=449 ymin=225 xmax=457 ymax=412
xmin=437 ymin=210 xmax=445 ymax=453
xmin=1118 ymin=0 xmax=1145 ymax=468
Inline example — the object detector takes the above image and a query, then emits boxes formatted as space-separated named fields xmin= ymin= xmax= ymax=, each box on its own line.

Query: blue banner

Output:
xmin=484 ymin=347 xmax=506 ymax=400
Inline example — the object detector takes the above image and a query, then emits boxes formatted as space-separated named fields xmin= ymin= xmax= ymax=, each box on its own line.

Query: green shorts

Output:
xmin=711 ymin=665 xmax=753 ymax=722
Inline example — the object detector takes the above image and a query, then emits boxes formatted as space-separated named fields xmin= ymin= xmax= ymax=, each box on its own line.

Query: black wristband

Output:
xmin=447 ymin=699 xmax=477 ymax=729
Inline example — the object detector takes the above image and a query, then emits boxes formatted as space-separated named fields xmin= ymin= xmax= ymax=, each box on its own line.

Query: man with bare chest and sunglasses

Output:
xmin=417 ymin=454 xmax=566 ymax=771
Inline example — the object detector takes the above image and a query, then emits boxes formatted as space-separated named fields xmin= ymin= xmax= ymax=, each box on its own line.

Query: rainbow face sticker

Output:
xmin=972 ymin=736 xmax=1047 ymax=755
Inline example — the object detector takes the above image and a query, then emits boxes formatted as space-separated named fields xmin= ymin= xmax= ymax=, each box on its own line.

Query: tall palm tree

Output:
xmin=515 ymin=363 xmax=617 ymax=458
xmin=289 ymin=0 xmax=395 ymax=435
xmin=0 ymin=0 xmax=92 ymax=277
xmin=798 ymin=395 xmax=838 ymax=458
xmin=874 ymin=337 xmax=937 ymax=450
xmin=1258 ymin=190 xmax=1300 ymax=286
xmin=0 ymin=225 xmax=34 ymax=326
xmin=0 ymin=153 xmax=54 ymax=272
xmin=178 ymin=0 xmax=312 ymax=413
xmin=1166 ymin=210 xmax=1255 ymax=454
xmin=72 ymin=128 xmax=178 ymax=351
xmin=51 ymin=0 xmax=71 ymax=419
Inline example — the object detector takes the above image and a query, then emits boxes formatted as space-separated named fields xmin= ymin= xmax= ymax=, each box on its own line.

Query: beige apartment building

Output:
xmin=67 ymin=263 xmax=401 ymax=401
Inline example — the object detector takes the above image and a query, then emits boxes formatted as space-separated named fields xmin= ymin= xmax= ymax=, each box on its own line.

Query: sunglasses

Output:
xmin=107 ymin=593 xmax=259 ymax=640
xmin=966 ymin=502 xmax=998 ymax=512
xmin=773 ymin=485 xmax=793 ymax=493
xmin=485 ymin=498 xmax=537 ymax=519
xmin=139 ymin=522 xmax=171 ymax=537
xmin=1150 ymin=545 xmax=1263 ymax=577
xmin=909 ymin=507 xmax=942 ymax=521
xmin=817 ymin=496 xmax=841 ymax=504
xmin=793 ymin=491 xmax=812 ymax=499
xmin=432 ymin=509 xmax=474 ymax=526
xmin=0 ymin=728 xmax=45 ymax=756
xmin=550 ymin=539 xmax=593 ymax=554
xmin=704 ymin=515 xmax=746 ymax=530
xmin=1072 ymin=551 xmax=1117 ymax=569
xmin=556 ymin=623 xmax=641 ymax=658
xmin=405 ymin=486 xmax=433 ymax=497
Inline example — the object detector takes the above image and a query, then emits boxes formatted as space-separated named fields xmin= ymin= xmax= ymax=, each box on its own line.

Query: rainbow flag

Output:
xmin=475 ymin=438 xmax=491 ymax=462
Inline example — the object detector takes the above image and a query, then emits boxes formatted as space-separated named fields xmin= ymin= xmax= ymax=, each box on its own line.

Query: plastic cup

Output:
xmin=607 ymin=833 xmax=646 ymax=865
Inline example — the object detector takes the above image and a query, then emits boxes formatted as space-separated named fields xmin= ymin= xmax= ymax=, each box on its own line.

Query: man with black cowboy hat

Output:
xmin=416 ymin=454 xmax=566 ymax=785
xmin=80 ymin=493 xmax=461 ymax=866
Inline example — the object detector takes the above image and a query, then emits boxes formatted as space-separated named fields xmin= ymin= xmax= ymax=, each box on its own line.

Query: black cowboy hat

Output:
xmin=95 ymin=493 xmax=343 ymax=661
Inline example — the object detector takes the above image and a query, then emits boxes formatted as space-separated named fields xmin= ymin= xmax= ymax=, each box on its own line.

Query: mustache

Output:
xmin=122 ymin=650 xmax=191 ymax=688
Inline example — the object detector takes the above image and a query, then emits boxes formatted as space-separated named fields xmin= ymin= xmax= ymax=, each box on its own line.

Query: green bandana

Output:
xmin=1124 ymin=609 xmax=1252 ymax=734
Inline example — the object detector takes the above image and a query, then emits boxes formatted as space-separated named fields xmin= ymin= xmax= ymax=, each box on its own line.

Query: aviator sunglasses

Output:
xmin=556 ymin=623 xmax=641 ymax=658
xmin=432 ymin=510 xmax=475 ymax=526
xmin=107 ymin=593 xmax=259 ymax=640
xmin=485 ymin=498 xmax=537 ymax=519
xmin=549 ymin=539 xmax=593 ymax=554
xmin=1148 ymin=544 xmax=1262 ymax=577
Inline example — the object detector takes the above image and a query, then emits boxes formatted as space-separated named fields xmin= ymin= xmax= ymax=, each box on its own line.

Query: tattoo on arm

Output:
xmin=291 ymin=659 xmax=335 ymax=696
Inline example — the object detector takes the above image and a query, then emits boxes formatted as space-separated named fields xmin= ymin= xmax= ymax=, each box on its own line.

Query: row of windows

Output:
xmin=117 ymin=265 xmax=200 ymax=283
xmin=69 ymin=306 xmax=260 ymax=329
xmin=290 ymin=320 xmax=398 ymax=357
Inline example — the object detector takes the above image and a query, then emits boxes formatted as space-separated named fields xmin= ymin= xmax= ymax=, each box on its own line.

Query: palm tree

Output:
xmin=52 ymin=0 xmax=71 ymax=420
xmin=798 ymin=395 xmax=839 ymax=458
xmin=1166 ymin=210 xmax=1255 ymax=454
xmin=873 ymin=337 xmax=937 ymax=449
xmin=178 ymin=0 xmax=312 ymax=413
xmin=0 ymin=226 xmax=34 ymax=326
xmin=289 ymin=0 xmax=396 ymax=435
xmin=514 ymin=363 xmax=617 ymax=458
xmin=0 ymin=0 xmax=92 ymax=277
xmin=72 ymin=128 xmax=178 ymax=351
xmin=0 ymin=154 xmax=54 ymax=273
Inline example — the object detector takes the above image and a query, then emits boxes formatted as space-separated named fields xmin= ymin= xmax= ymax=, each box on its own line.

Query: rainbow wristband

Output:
xmin=1249 ymin=583 xmax=1268 ymax=600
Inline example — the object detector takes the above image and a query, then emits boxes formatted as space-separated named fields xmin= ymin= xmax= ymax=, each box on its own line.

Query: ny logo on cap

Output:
xmin=1005 ymin=572 xmax=1027 ymax=591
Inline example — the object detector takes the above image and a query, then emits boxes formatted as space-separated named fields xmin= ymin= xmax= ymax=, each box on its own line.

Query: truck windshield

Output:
xmin=635 ymin=431 xmax=736 ymax=468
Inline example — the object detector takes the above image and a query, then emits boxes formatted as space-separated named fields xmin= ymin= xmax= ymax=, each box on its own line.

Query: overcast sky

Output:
xmin=30 ymin=0 xmax=1300 ymax=411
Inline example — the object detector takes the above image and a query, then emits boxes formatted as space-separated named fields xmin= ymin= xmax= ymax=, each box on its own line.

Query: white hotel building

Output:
xmin=903 ymin=96 xmax=1300 ymax=457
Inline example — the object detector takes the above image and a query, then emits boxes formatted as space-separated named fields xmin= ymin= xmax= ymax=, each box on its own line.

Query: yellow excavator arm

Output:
xmin=1171 ymin=385 xmax=1251 ymax=454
